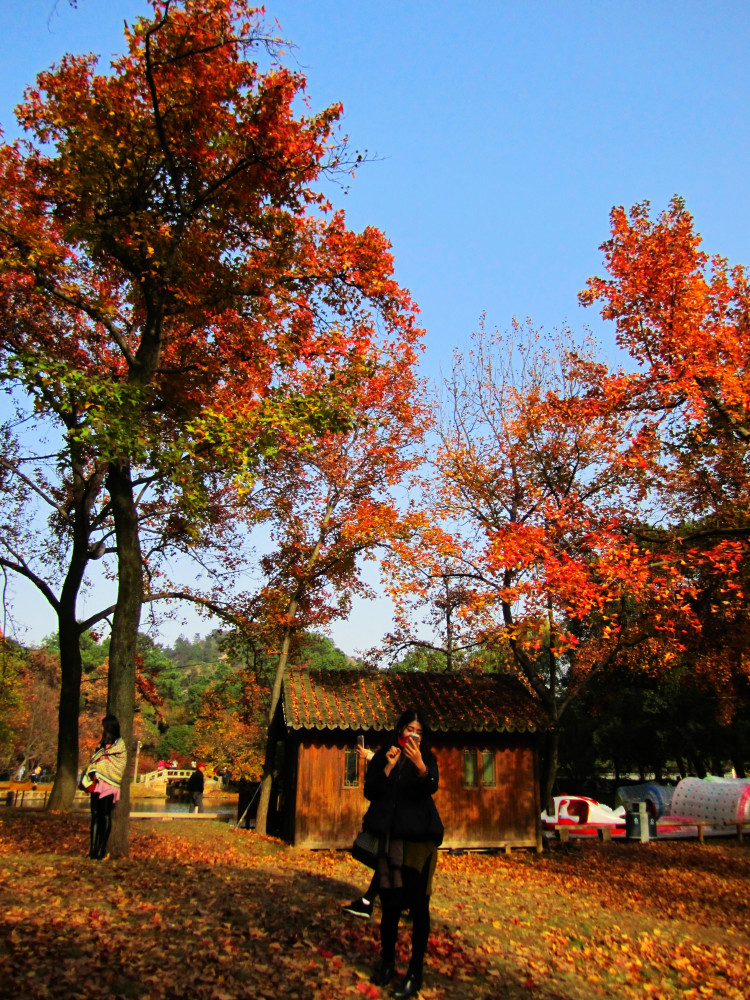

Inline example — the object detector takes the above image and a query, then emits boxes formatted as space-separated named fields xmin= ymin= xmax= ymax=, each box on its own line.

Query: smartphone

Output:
xmin=408 ymin=732 xmax=420 ymax=741
xmin=357 ymin=735 xmax=365 ymax=748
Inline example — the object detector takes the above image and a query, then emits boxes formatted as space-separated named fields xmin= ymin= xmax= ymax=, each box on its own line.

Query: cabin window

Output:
xmin=481 ymin=750 xmax=496 ymax=787
xmin=344 ymin=748 xmax=360 ymax=788
xmin=463 ymin=749 xmax=478 ymax=788
xmin=464 ymin=748 xmax=496 ymax=788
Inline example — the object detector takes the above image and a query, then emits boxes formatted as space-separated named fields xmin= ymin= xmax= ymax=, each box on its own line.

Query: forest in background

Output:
xmin=0 ymin=629 xmax=355 ymax=782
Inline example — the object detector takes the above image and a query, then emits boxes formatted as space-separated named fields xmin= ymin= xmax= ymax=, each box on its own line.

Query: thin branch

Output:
xmin=0 ymin=455 xmax=71 ymax=522
xmin=0 ymin=555 xmax=61 ymax=613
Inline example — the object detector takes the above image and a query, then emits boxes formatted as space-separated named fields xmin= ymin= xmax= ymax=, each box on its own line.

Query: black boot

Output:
xmin=370 ymin=959 xmax=396 ymax=986
xmin=392 ymin=968 xmax=422 ymax=999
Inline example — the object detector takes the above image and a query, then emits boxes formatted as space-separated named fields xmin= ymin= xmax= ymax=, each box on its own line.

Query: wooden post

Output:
xmin=133 ymin=741 xmax=142 ymax=784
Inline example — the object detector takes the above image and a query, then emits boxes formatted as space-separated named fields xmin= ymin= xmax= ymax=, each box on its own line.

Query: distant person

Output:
xmin=343 ymin=742 xmax=379 ymax=918
xmin=187 ymin=763 xmax=205 ymax=813
xmin=80 ymin=715 xmax=128 ymax=860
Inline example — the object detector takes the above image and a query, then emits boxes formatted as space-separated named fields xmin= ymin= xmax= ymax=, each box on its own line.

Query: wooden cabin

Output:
xmin=274 ymin=668 xmax=545 ymax=852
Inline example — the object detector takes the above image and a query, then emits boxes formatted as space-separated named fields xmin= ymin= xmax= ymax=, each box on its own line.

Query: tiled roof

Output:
xmin=282 ymin=668 xmax=546 ymax=735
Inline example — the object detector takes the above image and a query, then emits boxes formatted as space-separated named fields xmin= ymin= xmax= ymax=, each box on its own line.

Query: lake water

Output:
xmin=4 ymin=785 xmax=238 ymax=819
xmin=132 ymin=800 xmax=235 ymax=817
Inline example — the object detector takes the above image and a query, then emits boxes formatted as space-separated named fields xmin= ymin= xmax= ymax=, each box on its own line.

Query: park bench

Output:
xmin=4 ymin=782 xmax=49 ymax=808
xmin=656 ymin=819 xmax=750 ymax=844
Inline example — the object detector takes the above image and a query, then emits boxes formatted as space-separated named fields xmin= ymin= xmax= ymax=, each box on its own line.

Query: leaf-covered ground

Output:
xmin=2 ymin=812 xmax=749 ymax=1000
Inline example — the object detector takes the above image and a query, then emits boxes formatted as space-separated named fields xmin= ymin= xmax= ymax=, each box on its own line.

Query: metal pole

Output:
xmin=233 ymin=783 xmax=262 ymax=832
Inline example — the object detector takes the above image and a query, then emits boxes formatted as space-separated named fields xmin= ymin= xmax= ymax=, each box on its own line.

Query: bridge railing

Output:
xmin=137 ymin=769 xmax=224 ymax=789
xmin=138 ymin=768 xmax=195 ymax=785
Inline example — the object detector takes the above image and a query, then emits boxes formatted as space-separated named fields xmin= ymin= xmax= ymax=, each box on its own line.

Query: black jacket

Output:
xmin=187 ymin=769 xmax=204 ymax=793
xmin=362 ymin=741 xmax=444 ymax=846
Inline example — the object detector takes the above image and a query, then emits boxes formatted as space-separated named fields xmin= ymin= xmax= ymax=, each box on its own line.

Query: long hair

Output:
xmin=99 ymin=714 xmax=121 ymax=747
xmin=394 ymin=706 xmax=432 ymax=751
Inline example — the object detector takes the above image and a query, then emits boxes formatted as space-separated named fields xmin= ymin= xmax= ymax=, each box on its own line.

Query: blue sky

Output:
xmin=2 ymin=0 xmax=749 ymax=653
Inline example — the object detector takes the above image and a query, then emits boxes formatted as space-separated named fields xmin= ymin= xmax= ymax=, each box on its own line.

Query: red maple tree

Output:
xmin=0 ymin=0 xmax=421 ymax=852
xmin=580 ymin=196 xmax=750 ymax=717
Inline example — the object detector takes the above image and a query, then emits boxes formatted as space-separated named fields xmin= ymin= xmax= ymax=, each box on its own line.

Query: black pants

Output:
xmin=89 ymin=792 xmax=115 ymax=859
xmin=379 ymin=861 xmax=431 ymax=977
xmin=365 ymin=870 xmax=379 ymax=901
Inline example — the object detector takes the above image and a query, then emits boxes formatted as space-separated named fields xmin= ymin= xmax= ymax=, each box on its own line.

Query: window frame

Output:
xmin=463 ymin=746 xmax=497 ymax=789
xmin=480 ymin=748 xmax=496 ymax=788
xmin=463 ymin=748 xmax=478 ymax=788
xmin=343 ymin=747 xmax=360 ymax=788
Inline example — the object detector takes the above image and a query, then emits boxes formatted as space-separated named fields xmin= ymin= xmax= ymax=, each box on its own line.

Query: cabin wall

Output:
xmin=289 ymin=731 xmax=541 ymax=850
xmin=292 ymin=737 xmax=367 ymax=849
xmin=433 ymin=734 xmax=540 ymax=849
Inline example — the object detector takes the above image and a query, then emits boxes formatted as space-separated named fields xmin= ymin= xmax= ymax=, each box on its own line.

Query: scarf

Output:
xmin=83 ymin=737 xmax=128 ymax=789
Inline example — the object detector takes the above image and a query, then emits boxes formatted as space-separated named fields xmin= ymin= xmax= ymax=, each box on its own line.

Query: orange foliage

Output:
xmin=580 ymin=197 xmax=750 ymax=701
xmin=0 ymin=0 xmax=421 ymax=457
xmin=580 ymin=196 xmax=750 ymax=440
xmin=193 ymin=672 xmax=267 ymax=779
xmin=391 ymin=323 xmax=664 ymax=702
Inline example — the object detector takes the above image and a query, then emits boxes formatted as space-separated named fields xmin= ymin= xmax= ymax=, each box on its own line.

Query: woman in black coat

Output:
xmin=362 ymin=707 xmax=443 ymax=999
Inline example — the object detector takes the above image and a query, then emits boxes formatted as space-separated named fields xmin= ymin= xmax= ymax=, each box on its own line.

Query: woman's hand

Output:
xmin=384 ymin=744 xmax=401 ymax=775
xmin=402 ymin=736 xmax=428 ymax=777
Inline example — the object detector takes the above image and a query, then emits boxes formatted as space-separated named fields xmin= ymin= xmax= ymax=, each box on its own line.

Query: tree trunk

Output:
xmin=47 ymin=462 xmax=99 ymax=811
xmin=47 ymin=614 xmax=83 ymax=810
xmin=254 ymin=712 xmax=283 ymax=838
xmin=540 ymin=726 xmax=560 ymax=813
xmin=105 ymin=461 xmax=143 ymax=858
xmin=444 ymin=577 xmax=454 ymax=672
xmin=255 ymin=621 xmax=295 ymax=837
xmin=255 ymin=497 xmax=333 ymax=836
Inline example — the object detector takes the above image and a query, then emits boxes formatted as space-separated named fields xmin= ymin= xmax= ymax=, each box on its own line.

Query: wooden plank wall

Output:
xmin=433 ymin=735 xmax=540 ymax=848
xmin=293 ymin=738 xmax=367 ymax=849
xmin=290 ymin=733 xmax=540 ymax=850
